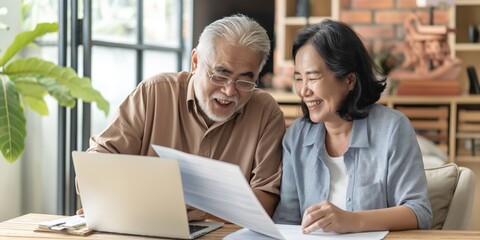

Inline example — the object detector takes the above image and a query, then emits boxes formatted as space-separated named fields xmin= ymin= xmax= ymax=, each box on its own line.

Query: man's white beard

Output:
xmin=194 ymin=80 xmax=238 ymax=123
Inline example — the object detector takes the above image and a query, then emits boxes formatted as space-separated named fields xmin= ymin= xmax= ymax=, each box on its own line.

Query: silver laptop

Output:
xmin=72 ymin=151 xmax=223 ymax=239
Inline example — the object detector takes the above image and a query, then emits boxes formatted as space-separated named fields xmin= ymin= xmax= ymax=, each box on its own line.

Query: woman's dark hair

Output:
xmin=292 ymin=19 xmax=386 ymax=121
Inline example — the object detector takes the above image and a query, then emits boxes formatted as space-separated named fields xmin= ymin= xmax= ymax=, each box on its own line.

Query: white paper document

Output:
xmin=151 ymin=145 xmax=285 ymax=239
xmin=225 ymin=225 xmax=389 ymax=240
xmin=38 ymin=215 xmax=86 ymax=230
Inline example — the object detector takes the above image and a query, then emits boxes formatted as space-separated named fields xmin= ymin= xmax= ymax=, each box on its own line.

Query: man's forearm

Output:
xmin=253 ymin=189 xmax=279 ymax=217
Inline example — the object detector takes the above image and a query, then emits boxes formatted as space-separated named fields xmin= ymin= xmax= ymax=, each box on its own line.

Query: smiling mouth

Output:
xmin=305 ymin=100 xmax=321 ymax=107
xmin=215 ymin=98 xmax=233 ymax=106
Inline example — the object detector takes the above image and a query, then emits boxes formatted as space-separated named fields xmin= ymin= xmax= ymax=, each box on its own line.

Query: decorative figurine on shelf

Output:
xmin=389 ymin=13 xmax=461 ymax=81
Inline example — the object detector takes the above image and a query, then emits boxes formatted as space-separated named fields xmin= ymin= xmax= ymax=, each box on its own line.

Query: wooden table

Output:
xmin=2 ymin=214 xmax=480 ymax=239
xmin=0 ymin=214 xmax=240 ymax=239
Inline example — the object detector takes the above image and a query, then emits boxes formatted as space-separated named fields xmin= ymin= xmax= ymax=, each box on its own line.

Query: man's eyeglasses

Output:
xmin=200 ymin=57 xmax=257 ymax=91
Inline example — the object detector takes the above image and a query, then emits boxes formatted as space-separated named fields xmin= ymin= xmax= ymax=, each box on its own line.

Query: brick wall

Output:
xmin=339 ymin=0 xmax=451 ymax=53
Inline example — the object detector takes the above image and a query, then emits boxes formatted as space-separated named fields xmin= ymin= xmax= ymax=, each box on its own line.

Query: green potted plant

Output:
xmin=372 ymin=46 xmax=401 ymax=95
xmin=0 ymin=22 xmax=109 ymax=163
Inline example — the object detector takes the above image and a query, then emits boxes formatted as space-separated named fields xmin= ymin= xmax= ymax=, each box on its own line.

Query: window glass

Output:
xmin=90 ymin=46 xmax=137 ymax=135
xmin=182 ymin=0 xmax=192 ymax=69
xmin=21 ymin=0 xmax=190 ymax=135
xmin=22 ymin=0 xmax=58 ymax=42
xmin=143 ymin=0 xmax=179 ymax=47
xmin=92 ymin=0 xmax=136 ymax=44
xmin=143 ymin=50 xmax=178 ymax=79
xmin=22 ymin=46 xmax=59 ymax=64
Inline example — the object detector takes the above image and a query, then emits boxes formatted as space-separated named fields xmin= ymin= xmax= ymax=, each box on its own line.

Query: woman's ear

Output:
xmin=191 ymin=48 xmax=198 ymax=73
xmin=346 ymin=72 xmax=357 ymax=92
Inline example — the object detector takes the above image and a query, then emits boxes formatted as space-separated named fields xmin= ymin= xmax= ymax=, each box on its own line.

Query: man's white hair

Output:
xmin=195 ymin=14 xmax=270 ymax=69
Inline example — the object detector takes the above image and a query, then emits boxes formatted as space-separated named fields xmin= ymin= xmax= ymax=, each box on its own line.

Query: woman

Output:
xmin=272 ymin=19 xmax=432 ymax=233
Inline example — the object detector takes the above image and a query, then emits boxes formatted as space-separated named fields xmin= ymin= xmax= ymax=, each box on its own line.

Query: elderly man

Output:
xmin=85 ymin=14 xmax=285 ymax=220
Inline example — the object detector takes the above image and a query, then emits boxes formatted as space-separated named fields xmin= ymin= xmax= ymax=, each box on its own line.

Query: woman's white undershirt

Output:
xmin=325 ymin=154 xmax=348 ymax=210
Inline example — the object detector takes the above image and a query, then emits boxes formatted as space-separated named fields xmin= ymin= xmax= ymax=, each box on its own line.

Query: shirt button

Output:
xmin=347 ymin=198 xmax=351 ymax=202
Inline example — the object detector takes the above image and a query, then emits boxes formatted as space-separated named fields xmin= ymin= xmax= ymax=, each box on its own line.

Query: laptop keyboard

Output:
xmin=189 ymin=224 xmax=209 ymax=234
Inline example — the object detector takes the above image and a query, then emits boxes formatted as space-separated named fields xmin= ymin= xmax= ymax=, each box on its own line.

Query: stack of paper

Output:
xmin=35 ymin=215 xmax=93 ymax=236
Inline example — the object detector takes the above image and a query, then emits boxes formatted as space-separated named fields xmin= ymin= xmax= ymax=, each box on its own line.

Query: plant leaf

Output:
xmin=0 ymin=22 xmax=58 ymax=66
xmin=11 ymin=76 xmax=49 ymax=115
xmin=22 ymin=96 xmax=48 ymax=115
xmin=4 ymin=57 xmax=109 ymax=115
xmin=11 ymin=76 xmax=47 ymax=97
xmin=0 ymin=74 xmax=26 ymax=163
xmin=38 ymin=77 xmax=76 ymax=108
xmin=73 ymin=77 xmax=110 ymax=114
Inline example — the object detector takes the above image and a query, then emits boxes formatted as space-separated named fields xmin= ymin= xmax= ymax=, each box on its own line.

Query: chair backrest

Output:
xmin=425 ymin=164 xmax=476 ymax=230
xmin=443 ymin=166 xmax=476 ymax=230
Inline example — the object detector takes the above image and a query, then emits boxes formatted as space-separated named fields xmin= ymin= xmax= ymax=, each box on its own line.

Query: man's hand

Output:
xmin=301 ymin=201 xmax=358 ymax=234
xmin=76 ymin=208 xmax=84 ymax=216
xmin=186 ymin=205 xmax=207 ymax=221
xmin=74 ymin=177 xmax=85 ymax=217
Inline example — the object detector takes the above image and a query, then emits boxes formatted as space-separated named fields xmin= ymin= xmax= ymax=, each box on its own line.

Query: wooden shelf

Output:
xmin=457 ymin=133 xmax=480 ymax=139
xmin=265 ymin=90 xmax=300 ymax=103
xmin=456 ymin=0 xmax=480 ymax=6
xmin=275 ymin=0 xmax=339 ymax=68
xmin=455 ymin=43 xmax=480 ymax=51
xmin=456 ymin=156 xmax=480 ymax=163
xmin=451 ymin=2 xmax=480 ymax=94
xmin=380 ymin=95 xmax=480 ymax=105
xmin=267 ymin=92 xmax=480 ymax=104
xmin=268 ymin=92 xmax=480 ymax=163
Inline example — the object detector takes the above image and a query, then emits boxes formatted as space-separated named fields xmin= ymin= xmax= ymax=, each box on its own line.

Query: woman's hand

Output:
xmin=301 ymin=201 xmax=359 ymax=234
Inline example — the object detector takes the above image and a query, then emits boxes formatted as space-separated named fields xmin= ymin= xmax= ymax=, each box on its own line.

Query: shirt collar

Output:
xmin=186 ymin=72 xmax=196 ymax=112
xmin=303 ymin=122 xmax=322 ymax=147
xmin=350 ymin=117 xmax=370 ymax=148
